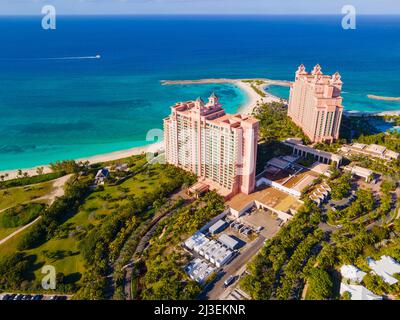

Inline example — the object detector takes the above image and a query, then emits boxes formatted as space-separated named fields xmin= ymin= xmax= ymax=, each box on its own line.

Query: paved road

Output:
xmin=200 ymin=235 xmax=265 ymax=300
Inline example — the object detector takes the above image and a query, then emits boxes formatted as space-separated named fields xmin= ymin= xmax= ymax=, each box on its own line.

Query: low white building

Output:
xmin=344 ymin=165 xmax=373 ymax=182
xmin=185 ymin=232 xmax=235 ymax=268
xmin=340 ymin=265 xmax=367 ymax=283
xmin=198 ymin=240 xmax=216 ymax=256
xmin=208 ymin=219 xmax=228 ymax=235
xmin=367 ymin=256 xmax=400 ymax=285
xmin=184 ymin=232 xmax=207 ymax=250
xmin=218 ymin=234 xmax=239 ymax=250
xmin=340 ymin=283 xmax=382 ymax=300
xmin=185 ymin=258 xmax=215 ymax=284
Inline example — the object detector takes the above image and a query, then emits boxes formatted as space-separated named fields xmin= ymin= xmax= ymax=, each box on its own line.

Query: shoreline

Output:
xmin=2 ymin=77 xmax=399 ymax=180
xmin=0 ymin=141 xmax=164 ymax=181
xmin=162 ymin=78 xmax=288 ymax=115
xmin=344 ymin=110 xmax=400 ymax=117
xmin=234 ymin=80 xmax=285 ymax=115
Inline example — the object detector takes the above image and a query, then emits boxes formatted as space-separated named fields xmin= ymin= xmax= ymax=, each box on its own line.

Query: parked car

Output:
xmin=223 ymin=275 xmax=237 ymax=288
xmin=32 ymin=295 xmax=43 ymax=301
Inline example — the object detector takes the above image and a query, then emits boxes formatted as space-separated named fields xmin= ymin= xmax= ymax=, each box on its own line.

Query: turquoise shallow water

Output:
xmin=0 ymin=80 xmax=245 ymax=170
xmin=1 ymin=15 xmax=400 ymax=170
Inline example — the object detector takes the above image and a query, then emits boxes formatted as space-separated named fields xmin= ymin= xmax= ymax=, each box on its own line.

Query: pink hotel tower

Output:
xmin=288 ymin=64 xmax=344 ymax=143
xmin=163 ymin=93 xmax=259 ymax=199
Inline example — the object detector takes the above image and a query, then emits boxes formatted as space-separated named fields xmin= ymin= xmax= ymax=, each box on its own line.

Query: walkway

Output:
xmin=0 ymin=174 xmax=71 ymax=245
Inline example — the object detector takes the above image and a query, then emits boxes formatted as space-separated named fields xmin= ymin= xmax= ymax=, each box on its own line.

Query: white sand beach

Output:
xmin=0 ymin=141 xmax=164 ymax=181
xmin=162 ymin=77 xmax=288 ymax=115
xmin=235 ymin=80 xmax=286 ymax=115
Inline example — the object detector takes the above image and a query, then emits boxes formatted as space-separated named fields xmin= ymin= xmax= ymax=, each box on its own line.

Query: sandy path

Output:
xmin=0 ymin=216 xmax=41 ymax=246
xmin=0 ymin=174 xmax=72 ymax=245
xmin=35 ymin=174 xmax=73 ymax=205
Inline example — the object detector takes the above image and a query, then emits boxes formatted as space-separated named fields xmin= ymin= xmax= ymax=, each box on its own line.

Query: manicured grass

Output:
xmin=72 ymin=167 xmax=172 ymax=226
xmin=0 ymin=226 xmax=19 ymax=241
xmin=0 ymin=223 xmax=29 ymax=255
xmin=0 ymin=222 xmax=85 ymax=287
xmin=27 ymin=236 xmax=85 ymax=283
xmin=0 ymin=181 xmax=54 ymax=210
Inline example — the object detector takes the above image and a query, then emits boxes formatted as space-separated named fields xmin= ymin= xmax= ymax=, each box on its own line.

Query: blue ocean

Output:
xmin=0 ymin=15 xmax=400 ymax=170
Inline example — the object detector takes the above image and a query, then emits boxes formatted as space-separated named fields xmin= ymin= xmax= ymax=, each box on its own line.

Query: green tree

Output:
xmin=305 ymin=268 xmax=333 ymax=300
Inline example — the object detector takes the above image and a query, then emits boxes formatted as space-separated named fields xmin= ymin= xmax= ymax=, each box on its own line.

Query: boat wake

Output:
xmin=0 ymin=55 xmax=101 ymax=61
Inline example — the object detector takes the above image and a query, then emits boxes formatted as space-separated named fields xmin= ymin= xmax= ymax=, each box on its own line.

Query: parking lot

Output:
xmin=0 ymin=293 xmax=70 ymax=301
xmin=237 ymin=208 xmax=283 ymax=239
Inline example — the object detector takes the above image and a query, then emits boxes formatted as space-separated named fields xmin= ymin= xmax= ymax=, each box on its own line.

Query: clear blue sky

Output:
xmin=1 ymin=0 xmax=399 ymax=16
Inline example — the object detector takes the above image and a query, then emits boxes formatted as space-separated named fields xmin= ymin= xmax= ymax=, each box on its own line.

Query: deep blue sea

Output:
xmin=1 ymin=15 xmax=400 ymax=170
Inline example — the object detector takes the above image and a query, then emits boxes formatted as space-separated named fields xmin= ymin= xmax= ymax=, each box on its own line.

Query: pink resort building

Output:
xmin=288 ymin=64 xmax=344 ymax=143
xmin=163 ymin=93 xmax=259 ymax=199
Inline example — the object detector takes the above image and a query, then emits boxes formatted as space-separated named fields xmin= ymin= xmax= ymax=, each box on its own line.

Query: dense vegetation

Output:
xmin=339 ymin=115 xmax=379 ymax=141
xmin=49 ymin=160 xmax=84 ymax=174
xmin=17 ymin=175 xmax=91 ymax=251
xmin=329 ymin=173 xmax=352 ymax=201
xmin=239 ymin=200 xmax=323 ymax=300
xmin=357 ymin=131 xmax=400 ymax=153
xmin=0 ymin=253 xmax=33 ymax=291
xmin=74 ymin=164 xmax=196 ymax=300
xmin=327 ymin=189 xmax=375 ymax=224
xmin=305 ymin=268 xmax=333 ymax=300
xmin=252 ymin=101 xmax=313 ymax=173
xmin=139 ymin=191 xmax=225 ymax=300
xmin=252 ymin=101 xmax=310 ymax=144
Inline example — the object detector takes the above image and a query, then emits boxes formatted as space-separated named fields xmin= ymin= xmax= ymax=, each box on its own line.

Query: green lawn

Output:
xmin=0 ymin=181 xmax=54 ymax=211
xmin=0 ymin=222 xmax=84 ymax=289
xmin=0 ymin=226 xmax=19 ymax=241
xmin=71 ymin=167 xmax=171 ymax=226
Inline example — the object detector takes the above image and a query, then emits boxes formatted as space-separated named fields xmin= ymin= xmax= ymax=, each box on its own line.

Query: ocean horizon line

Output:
xmin=1 ymin=13 xmax=400 ymax=17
